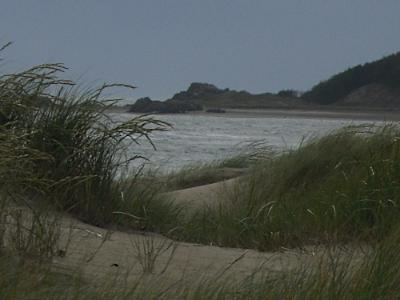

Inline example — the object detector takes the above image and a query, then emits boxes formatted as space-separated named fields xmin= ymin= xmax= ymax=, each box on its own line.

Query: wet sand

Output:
xmin=189 ymin=108 xmax=400 ymax=121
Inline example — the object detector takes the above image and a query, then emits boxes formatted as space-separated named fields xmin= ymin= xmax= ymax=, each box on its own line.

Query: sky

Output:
xmin=1 ymin=0 xmax=400 ymax=103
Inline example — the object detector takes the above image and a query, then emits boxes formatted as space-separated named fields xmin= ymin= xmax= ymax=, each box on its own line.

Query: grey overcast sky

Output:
xmin=1 ymin=0 xmax=400 ymax=102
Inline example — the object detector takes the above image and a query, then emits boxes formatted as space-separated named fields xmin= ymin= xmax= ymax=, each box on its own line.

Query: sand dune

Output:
xmin=5 ymin=179 xmax=366 ymax=285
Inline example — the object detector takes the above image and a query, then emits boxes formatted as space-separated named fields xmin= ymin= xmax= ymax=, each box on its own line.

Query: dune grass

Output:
xmin=25 ymin=92 xmax=170 ymax=226
xmin=171 ymin=124 xmax=400 ymax=250
xmin=0 ymin=48 xmax=175 ymax=229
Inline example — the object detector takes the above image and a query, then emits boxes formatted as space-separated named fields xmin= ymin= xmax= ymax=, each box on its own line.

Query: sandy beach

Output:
xmin=187 ymin=107 xmax=400 ymax=121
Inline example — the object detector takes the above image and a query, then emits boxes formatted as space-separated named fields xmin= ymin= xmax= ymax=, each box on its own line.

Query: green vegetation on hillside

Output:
xmin=302 ymin=52 xmax=400 ymax=104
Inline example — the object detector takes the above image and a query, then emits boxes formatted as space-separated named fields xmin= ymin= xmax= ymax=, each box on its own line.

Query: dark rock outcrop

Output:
xmin=128 ymin=97 xmax=202 ymax=114
xmin=171 ymin=83 xmax=223 ymax=101
xmin=128 ymin=82 xmax=306 ymax=113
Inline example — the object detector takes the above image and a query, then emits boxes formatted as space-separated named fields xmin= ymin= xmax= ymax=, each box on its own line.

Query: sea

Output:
xmin=113 ymin=113 xmax=379 ymax=171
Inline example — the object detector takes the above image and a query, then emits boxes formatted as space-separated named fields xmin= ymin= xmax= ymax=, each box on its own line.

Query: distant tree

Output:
xmin=277 ymin=89 xmax=299 ymax=98
xmin=302 ymin=52 xmax=400 ymax=104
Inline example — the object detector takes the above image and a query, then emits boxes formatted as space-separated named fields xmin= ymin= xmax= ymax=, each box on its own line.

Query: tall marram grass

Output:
xmin=0 ymin=45 xmax=174 ymax=229
xmin=26 ymin=89 xmax=169 ymax=225
xmin=0 ymin=47 xmax=185 ymax=293
xmin=175 ymin=124 xmax=400 ymax=250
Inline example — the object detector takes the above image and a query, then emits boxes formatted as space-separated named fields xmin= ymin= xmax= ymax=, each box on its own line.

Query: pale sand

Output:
xmin=48 ymin=179 xmax=365 ymax=284
xmin=53 ymin=216 xmax=306 ymax=283
xmin=164 ymin=177 xmax=239 ymax=210
xmin=6 ymin=179 xmax=367 ymax=286
xmin=52 ymin=212 xmax=365 ymax=285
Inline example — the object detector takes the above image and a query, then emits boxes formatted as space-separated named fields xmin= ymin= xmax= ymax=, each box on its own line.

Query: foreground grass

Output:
xmin=170 ymin=125 xmax=400 ymax=250
xmin=0 ymin=47 xmax=174 ymax=230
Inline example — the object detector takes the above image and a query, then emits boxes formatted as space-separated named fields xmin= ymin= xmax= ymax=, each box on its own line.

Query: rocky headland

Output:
xmin=128 ymin=51 xmax=400 ymax=114
xmin=128 ymin=82 xmax=304 ymax=113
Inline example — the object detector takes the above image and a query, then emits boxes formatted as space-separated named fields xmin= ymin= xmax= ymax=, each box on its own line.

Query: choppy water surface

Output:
xmin=114 ymin=113 xmax=376 ymax=171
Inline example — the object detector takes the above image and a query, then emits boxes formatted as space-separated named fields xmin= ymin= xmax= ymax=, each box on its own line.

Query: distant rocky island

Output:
xmin=128 ymin=51 xmax=400 ymax=114
xmin=128 ymin=83 xmax=304 ymax=113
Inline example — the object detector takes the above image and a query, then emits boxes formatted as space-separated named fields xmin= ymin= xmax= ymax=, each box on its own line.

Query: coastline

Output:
xmin=185 ymin=107 xmax=400 ymax=121
xmin=115 ymin=105 xmax=400 ymax=121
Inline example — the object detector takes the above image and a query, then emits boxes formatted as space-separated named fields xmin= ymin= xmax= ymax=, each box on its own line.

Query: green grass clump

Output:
xmin=0 ymin=46 xmax=174 ymax=230
xmin=174 ymin=125 xmax=400 ymax=250
xmin=25 ymin=91 xmax=168 ymax=226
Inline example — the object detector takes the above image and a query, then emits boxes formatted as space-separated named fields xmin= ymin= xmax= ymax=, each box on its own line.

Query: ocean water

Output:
xmin=114 ymin=113 xmax=377 ymax=171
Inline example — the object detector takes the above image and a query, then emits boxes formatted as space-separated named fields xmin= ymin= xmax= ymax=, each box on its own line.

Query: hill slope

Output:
xmin=128 ymin=51 xmax=400 ymax=113
xmin=302 ymin=52 xmax=400 ymax=105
